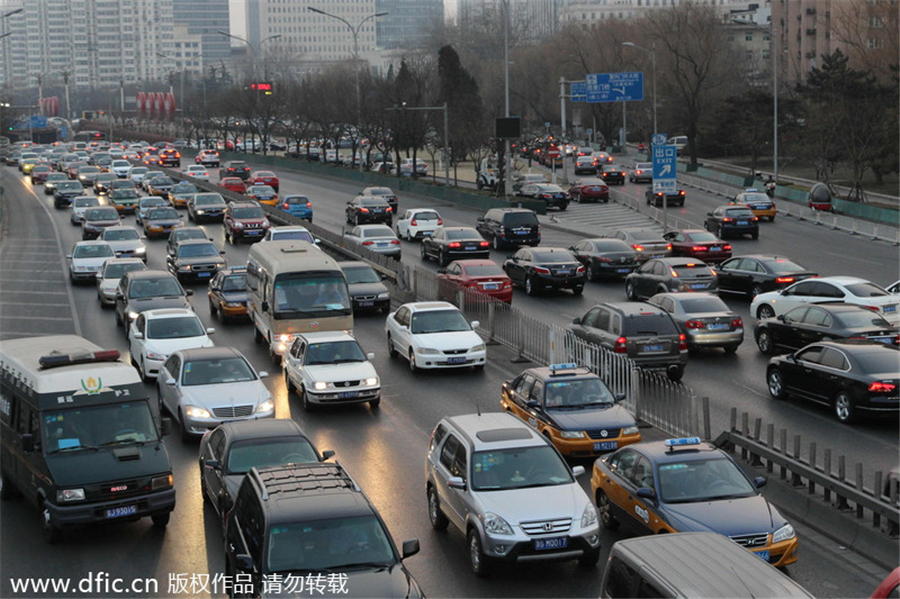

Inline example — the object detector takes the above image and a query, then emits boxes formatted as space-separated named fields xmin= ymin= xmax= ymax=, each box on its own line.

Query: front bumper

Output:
xmin=414 ymin=348 xmax=486 ymax=369
xmin=70 ymin=267 xmax=101 ymax=281
xmin=46 ymin=487 xmax=175 ymax=527
xmin=482 ymin=526 xmax=600 ymax=564
xmin=305 ymin=386 xmax=381 ymax=406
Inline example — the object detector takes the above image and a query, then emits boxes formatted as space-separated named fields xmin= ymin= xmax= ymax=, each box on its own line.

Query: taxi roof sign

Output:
xmin=548 ymin=362 xmax=579 ymax=373
xmin=664 ymin=437 xmax=702 ymax=448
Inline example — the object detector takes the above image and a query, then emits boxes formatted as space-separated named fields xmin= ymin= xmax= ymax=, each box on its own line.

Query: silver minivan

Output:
xmin=424 ymin=412 xmax=601 ymax=576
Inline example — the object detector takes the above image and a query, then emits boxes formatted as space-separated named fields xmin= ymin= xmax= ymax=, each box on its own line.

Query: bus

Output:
xmin=72 ymin=130 xmax=106 ymax=144
xmin=0 ymin=335 xmax=175 ymax=543
xmin=246 ymin=240 xmax=353 ymax=362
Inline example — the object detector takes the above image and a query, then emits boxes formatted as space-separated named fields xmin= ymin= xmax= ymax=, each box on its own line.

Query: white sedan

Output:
xmin=96 ymin=257 xmax=147 ymax=306
xmin=385 ymin=301 xmax=486 ymax=371
xmin=751 ymin=276 xmax=900 ymax=325
xmin=67 ymin=240 xmax=116 ymax=283
xmin=100 ymin=225 xmax=147 ymax=261
xmin=283 ymin=332 xmax=381 ymax=411
xmin=395 ymin=208 xmax=442 ymax=241
xmin=128 ymin=308 xmax=215 ymax=380
xmin=183 ymin=165 xmax=210 ymax=180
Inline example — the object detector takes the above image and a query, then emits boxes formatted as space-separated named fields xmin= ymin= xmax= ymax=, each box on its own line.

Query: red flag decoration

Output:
xmin=137 ymin=92 xmax=146 ymax=116
xmin=153 ymin=92 xmax=163 ymax=118
xmin=166 ymin=92 xmax=176 ymax=117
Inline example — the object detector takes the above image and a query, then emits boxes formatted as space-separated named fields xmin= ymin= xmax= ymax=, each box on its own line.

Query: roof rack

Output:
xmin=248 ymin=461 xmax=360 ymax=501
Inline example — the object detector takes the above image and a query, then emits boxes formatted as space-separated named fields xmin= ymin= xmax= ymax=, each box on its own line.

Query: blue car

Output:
xmin=279 ymin=194 xmax=313 ymax=223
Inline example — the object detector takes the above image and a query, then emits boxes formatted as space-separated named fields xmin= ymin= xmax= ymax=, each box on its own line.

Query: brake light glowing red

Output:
xmin=361 ymin=241 xmax=374 ymax=246
xmin=678 ymin=334 xmax=687 ymax=351
xmin=576 ymin=265 xmax=585 ymax=273
xmin=869 ymin=381 xmax=896 ymax=393
xmin=480 ymin=241 xmax=489 ymax=248
xmin=724 ymin=244 xmax=732 ymax=251
xmin=632 ymin=244 xmax=644 ymax=251
xmin=861 ymin=305 xmax=881 ymax=312
xmin=437 ymin=218 xmax=443 ymax=225
xmin=614 ymin=337 xmax=628 ymax=353
xmin=448 ymin=242 xmax=461 ymax=248
xmin=732 ymin=318 xmax=743 ymax=328
xmin=775 ymin=277 xmax=794 ymax=284
xmin=692 ymin=246 xmax=708 ymax=252
xmin=666 ymin=244 xmax=672 ymax=251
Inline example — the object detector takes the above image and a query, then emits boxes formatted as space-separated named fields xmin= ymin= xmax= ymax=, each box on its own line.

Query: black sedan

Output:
xmin=503 ymin=247 xmax=586 ymax=296
xmin=420 ymin=226 xmax=489 ymax=266
xmin=705 ymin=205 xmax=759 ymax=239
xmin=165 ymin=239 xmax=226 ymax=284
xmin=755 ymin=304 xmax=898 ymax=355
xmin=345 ymin=196 xmax=393 ymax=226
xmin=646 ymin=188 xmax=686 ymax=207
xmin=599 ymin=164 xmax=627 ymax=185
xmin=359 ymin=186 xmax=398 ymax=213
xmin=517 ymin=183 xmax=569 ymax=211
xmin=625 ymin=258 xmax=718 ymax=300
xmin=714 ymin=255 xmax=818 ymax=298
xmin=766 ymin=341 xmax=900 ymax=423
xmin=568 ymin=238 xmax=640 ymax=280
xmin=198 ymin=419 xmax=332 ymax=523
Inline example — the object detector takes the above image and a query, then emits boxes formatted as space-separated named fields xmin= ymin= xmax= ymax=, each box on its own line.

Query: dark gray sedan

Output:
xmin=646 ymin=292 xmax=744 ymax=353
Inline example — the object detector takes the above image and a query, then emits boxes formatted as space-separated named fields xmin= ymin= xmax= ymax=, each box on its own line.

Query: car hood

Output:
xmin=145 ymin=336 xmax=214 ymax=356
xmin=547 ymin=404 xmax=636 ymax=430
xmin=265 ymin=565 xmax=420 ymax=599
xmin=412 ymin=330 xmax=483 ymax=350
xmin=181 ymin=380 xmax=269 ymax=409
xmin=477 ymin=482 xmax=587 ymax=523
xmin=147 ymin=218 xmax=182 ymax=227
xmin=106 ymin=240 xmax=144 ymax=252
xmin=72 ymin=256 xmax=114 ymax=269
xmin=221 ymin=291 xmax=248 ymax=303
xmin=663 ymin=494 xmax=780 ymax=535
xmin=47 ymin=443 xmax=171 ymax=487
xmin=302 ymin=361 xmax=377 ymax=383
xmin=130 ymin=296 xmax=191 ymax=313
xmin=348 ymin=282 xmax=389 ymax=297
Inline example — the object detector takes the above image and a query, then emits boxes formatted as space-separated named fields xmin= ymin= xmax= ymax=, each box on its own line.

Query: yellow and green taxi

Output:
xmin=730 ymin=189 xmax=777 ymax=222
xmin=591 ymin=437 xmax=799 ymax=567
xmin=500 ymin=363 xmax=642 ymax=457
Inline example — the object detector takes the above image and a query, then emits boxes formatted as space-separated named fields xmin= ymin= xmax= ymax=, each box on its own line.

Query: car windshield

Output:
xmin=178 ymin=243 xmax=219 ymax=258
xmin=172 ymin=183 xmax=197 ymax=194
xmin=342 ymin=266 xmax=380 ymax=284
xmin=255 ymin=171 xmax=275 ymax=178
xmin=266 ymin=515 xmax=396 ymax=573
xmin=43 ymin=402 xmax=159 ymax=453
xmin=368 ymin=188 xmax=392 ymax=196
xmin=233 ymin=207 xmax=264 ymax=219
xmin=410 ymin=309 xmax=471 ymax=334
xmin=104 ymin=229 xmax=140 ymax=241
xmin=73 ymin=244 xmax=115 ymax=258
xmin=471 ymin=445 xmax=574 ymax=491
xmin=250 ymin=186 xmax=274 ymax=195
xmin=152 ymin=177 xmax=173 ymax=186
xmin=58 ymin=181 xmax=82 ymax=190
xmin=112 ymin=190 xmax=139 ymax=199
xmin=86 ymin=208 xmax=118 ymax=220
xmin=129 ymin=277 xmax=184 ymax=298
xmin=130 ymin=167 xmax=148 ymax=175
xmin=147 ymin=316 xmax=205 ymax=339
xmin=221 ymin=274 xmax=247 ymax=292
xmin=845 ymin=282 xmax=888 ymax=298
xmin=462 ymin=264 xmax=504 ymax=277
xmin=272 ymin=230 xmax=313 ymax=243
xmin=175 ymin=229 xmax=208 ymax=242
xmin=305 ymin=340 xmax=367 ymax=365
xmin=657 ymin=457 xmax=757 ymax=503
xmin=149 ymin=208 xmax=179 ymax=220
xmin=530 ymin=251 xmax=574 ymax=263
xmin=140 ymin=199 xmax=167 ymax=210
xmin=194 ymin=194 xmax=225 ymax=206
xmin=226 ymin=439 xmax=318 ymax=475
xmin=361 ymin=226 xmax=393 ymax=238
xmin=273 ymin=275 xmax=352 ymax=317
xmin=678 ymin=297 xmax=730 ymax=313
xmin=544 ymin=378 xmax=615 ymax=409
xmin=104 ymin=262 xmax=145 ymax=280
xmin=761 ymin=259 xmax=807 ymax=274
xmin=74 ymin=198 xmax=100 ymax=208
xmin=182 ymin=357 xmax=255 ymax=386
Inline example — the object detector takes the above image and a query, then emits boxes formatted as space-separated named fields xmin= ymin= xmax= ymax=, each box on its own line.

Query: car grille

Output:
xmin=587 ymin=428 xmax=622 ymax=439
xmin=730 ymin=532 xmax=769 ymax=548
xmin=333 ymin=380 xmax=361 ymax=388
xmin=521 ymin=517 xmax=572 ymax=536
xmin=211 ymin=405 xmax=254 ymax=418
xmin=442 ymin=349 xmax=468 ymax=355
xmin=354 ymin=294 xmax=378 ymax=301
xmin=192 ymin=264 xmax=218 ymax=272
xmin=244 ymin=222 xmax=261 ymax=229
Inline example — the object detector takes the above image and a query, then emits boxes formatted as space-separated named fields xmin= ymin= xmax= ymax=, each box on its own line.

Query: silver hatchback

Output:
xmin=424 ymin=412 xmax=600 ymax=576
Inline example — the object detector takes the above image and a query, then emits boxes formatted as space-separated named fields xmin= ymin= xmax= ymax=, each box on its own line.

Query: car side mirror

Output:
xmin=777 ymin=314 xmax=785 ymax=322
xmin=235 ymin=555 xmax=254 ymax=573
xmin=572 ymin=465 xmax=586 ymax=478
xmin=436 ymin=268 xmax=446 ymax=274
xmin=366 ymin=352 xmax=375 ymax=360
xmin=476 ymin=217 xmax=484 ymax=223
xmin=258 ymin=371 xmax=269 ymax=379
xmin=706 ymin=212 xmax=713 ymax=217
xmin=380 ymin=273 xmax=387 ymax=280
xmin=754 ymin=476 xmax=767 ymax=489
xmin=203 ymin=458 xmax=220 ymax=470
xmin=185 ymin=289 xmax=194 ymax=296
xmin=320 ymin=450 xmax=335 ymax=461
xmin=165 ymin=378 xmax=176 ymax=386
xmin=401 ymin=539 xmax=420 ymax=559
xmin=615 ymin=394 xmax=626 ymax=402
xmin=526 ymin=399 xmax=540 ymax=409
xmin=572 ymin=317 xmax=582 ymax=325
xmin=219 ymin=251 xmax=225 ymax=255
xmin=261 ymin=301 xmax=269 ymax=313
xmin=160 ymin=417 xmax=173 ymax=437
xmin=471 ymin=320 xmax=480 ymax=329
xmin=133 ymin=331 xmax=144 ymax=340
xmin=66 ymin=254 xmax=72 ymax=259
xmin=447 ymin=476 xmax=466 ymax=491
xmin=636 ymin=487 xmax=656 ymax=499
xmin=206 ymin=327 xmax=215 ymax=335
xmin=22 ymin=434 xmax=34 ymax=453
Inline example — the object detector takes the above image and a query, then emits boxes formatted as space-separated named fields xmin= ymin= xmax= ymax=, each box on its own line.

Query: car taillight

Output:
xmin=774 ymin=277 xmax=794 ymax=284
xmin=724 ymin=244 xmax=732 ymax=251
xmin=282 ymin=203 xmax=289 ymax=209
xmin=362 ymin=241 xmax=374 ymax=246
xmin=732 ymin=318 xmax=743 ymax=328
xmin=632 ymin=244 xmax=644 ymax=251
xmin=669 ymin=269 xmax=679 ymax=278
xmin=390 ymin=240 xmax=401 ymax=245
xmin=359 ymin=208 xmax=369 ymax=213
xmin=869 ymin=381 xmax=897 ymax=393
xmin=596 ymin=256 xmax=612 ymax=263
xmin=620 ymin=171 xmax=625 ymax=176
xmin=387 ymin=207 xmax=393 ymax=212
xmin=861 ymin=305 xmax=881 ymax=313
xmin=411 ymin=219 xmax=418 ymax=226
xmin=752 ymin=216 xmax=759 ymax=221
xmin=722 ymin=217 xmax=734 ymax=223
xmin=479 ymin=241 xmax=489 ymax=248
xmin=614 ymin=337 xmax=628 ymax=353
xmin=448 ymin=242 xmax=461 ymax=248
xmin=678 ymin=334 xmax=687 ymax=351
xmin=678 ymin=190 xmax=685 ymax=196
xmin=685 ymin=320 xmax=705 ymax=329
xmin=534 ymin=266 xmax=551 ymax=275
xmin=437 ymin=218 xmax=443 ymax=225
xmin=576 ymin=265 xmax=585 ymax=273
xmin=691 ymin=246 xmax=708 ymax=252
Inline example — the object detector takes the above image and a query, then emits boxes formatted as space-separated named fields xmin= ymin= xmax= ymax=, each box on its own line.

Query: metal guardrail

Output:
xmin=715 ymin=408 xmax=899 ymax=539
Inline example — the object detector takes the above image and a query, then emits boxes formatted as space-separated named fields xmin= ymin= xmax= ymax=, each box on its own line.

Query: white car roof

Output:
xmin=402 ymin=301 xmax=459 ymax=314
xmin=140 ymin=308 xmax=199 ymax=320
xmin=297 ymin=331 xmax=357 ymax=344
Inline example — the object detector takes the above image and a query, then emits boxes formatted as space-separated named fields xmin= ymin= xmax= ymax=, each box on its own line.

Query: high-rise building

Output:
xmin=557 ymin=0 xmax=761 ymax=27
xmin=172 ymin=0 xmax=231 ymax=67
xmin=376 ymin=0 xmax=444 ymax=50
xmin=457 ymin=0 xmax=561 ymax=40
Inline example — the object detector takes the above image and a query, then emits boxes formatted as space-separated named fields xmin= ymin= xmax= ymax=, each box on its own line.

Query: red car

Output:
xmin=143 ymin=154 xmax=162 ymax=166
xmin=30 ymin=165 xmax=53 ymax=184
xmin=662 ymin=229 xmax=732 ymax=263
xmin=220 ymin=177 xmax=247 ymax=195
xmin=437 ymin=259 xmax=513 ymax=304
xmin=567 ymin=179 xmax=610 ymax=204
xmin=250 ymin=170 xmax=279 ymax=192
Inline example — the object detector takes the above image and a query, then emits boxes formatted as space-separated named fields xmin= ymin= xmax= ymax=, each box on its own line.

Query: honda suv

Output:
xmin=224 ymin=462 xmax=423 ymax=597
xmin=224 ymin=201 xmax=270 ymax=244
xmin=475 ymin=208 xmax=541 ymax=250
xmin=568 ymin=302 xmax=688 ymax=381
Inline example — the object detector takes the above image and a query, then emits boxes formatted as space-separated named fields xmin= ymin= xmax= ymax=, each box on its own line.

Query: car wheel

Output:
xmin=492 ymin=235 xmax=501 ymax=251
xmin=667 ymin=367 xmax=684 ymax=382
xmin=387 ymin=333 xmax=398 ymax=358
xmin=41 ymin=504 xmax=62 ymax=544
xmin=588 ymin=263 xmax=600 ymax=281
xmin=596 ymin=490 xmax=619 ymax=530
xmin=427 ymin=486 xmax=449 ymax=530
xmin=188 ymin=211 xmax=194 ymax=222
xmin=525 ymin=276 xmax=537 ymax=296
xmin=767 ymin=368 xmax=786 ymax=399
xmin=301 ymin=386 xmax=316 ymax=412
xmin=752 ymin=231 xmax=759 ymax=240
xmin=151 ymin=512 xmax=170 ymax=528
xmin=756 ymin=330 xmax=775 ymax=355
xmin=0 ymin=472 xmax=18 ymax=501
xmin=757 ymin=304 xmax=776 ymax=320
xmin=408 ymin=349 xmax=418 ymax=373
xmin=468 ymin=529 xmax=491 ymax=577
xmin=179 ymin=410 xmax=192 ymax=443
xmin=420 ymin=243 xmax=428 ymax=261
xmin=625 ymin=281 xmax=637 ymax=301
xmin=833 ymin=390 xmax=856 ymax=424
xmin=559 ymin=203 xmax=567 ymax=212
xmin=769 ymin=215 xmax=776 ymax=222
xmin=369 ymin=396 xmax=380 ymax=409
xmin=439 ymin=251 xmax=450 ymax=267
xmin=750 ymin=284 xmax=764 ymax=298
xmin=354 ymin=214 xmax=361 ymax=226
xmin=723 ymin=344 xmax=739 ymax=354
xmin=254 ymin=324 xmax=264 ymax=345
xmin=137 ymin=357 xmax=149 ymax=382
xmin=579 ymin=547 xmax=601 ymax=569
xmin=572 ymin=286 xmax=584 ymax=295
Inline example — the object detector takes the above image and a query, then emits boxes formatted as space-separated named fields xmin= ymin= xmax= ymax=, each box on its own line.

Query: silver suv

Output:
xmin=424 ymin=412 xmax=600 ymax=576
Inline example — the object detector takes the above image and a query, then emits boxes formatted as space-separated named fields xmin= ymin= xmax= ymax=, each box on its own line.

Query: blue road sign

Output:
xmin=571 ymin=81 xmax=586 ymax=101
xmin=652 ymin=144 xmax=678 ymax=194
xmin=28 ymin=115 xmax=47 ymax=128
xmin=60 ymin=125 xmax=68 ymax=140
xmin=651 ymin=133 xmax=667 ymax=147
xmin=585 ymin=72 xmax=644 ymax=103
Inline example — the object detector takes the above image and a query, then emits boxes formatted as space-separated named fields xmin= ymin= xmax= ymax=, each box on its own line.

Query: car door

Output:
xmin=570 ymin=240 xmax=592 ymax=268
xmin=633 ymin=260 xmax=657 ymax=297
xmin=814 ymin=347 xmax=851 ymax=403
xmin=778 ymin=280 xmax=820 ymax=313
xmin=507 ymin=374 xmax=536 ymax=421
xmin=389 ymin=306 xmax=412 ymax=355
xmin=158 ymin=354 xmax=183 ymax=417
xmin=598 ymin=449 xmax=640 ymax=527
xmin=284 ymin=338 xmax=307 ymax=390
xmin=809 ymin=281 xmax=846 ymax=305
xmin=782 ymin=345 xmax=825 ymax=399
xmin=433 ymin=433 xmax=467 ymax=531
xmin=201 ymin=428 xmax=228 ymax=511
xmin=398 ymin=210 xmax=412 ymax=237
xmin=440 ymin=262 xmax=462 ymax=299
xmin=424 ymin=229 xmax=443 ymax=258
xmin=128 ymin=314 xmax=147 ymax=364
xmin=796 ymin=306 xmax=832 ymax=347
xmin=773 ymin=307 xmax=809 ymax=350
xmin=505 ymin=249 xmax=528 ymax=284
xmin=572 ymin=306 xmax=602 ymax=345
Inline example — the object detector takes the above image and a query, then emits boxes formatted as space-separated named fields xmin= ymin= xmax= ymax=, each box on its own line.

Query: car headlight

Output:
xmin=364 ymin=377 xmax=378 ymax=386
xmin=178 ymin=265 xmax=191 ymax=272
xmin=127 ymin=311 xmax=139 ymax=320
xmin=376 ymin=292 xmax=390 ymax=299
xmin=146 ymin=351 xmax=167 ymax=361
xmin=622 ymin=425 xmax=639 ymax=436
xmin=134 ymin=246 xmax=146 ymax=255
xmin=483 ymin=512 xmax=514 ymax=536
xmin=256 ymin=399 xmax=274 ymax=413
xmin=185 ymin=405 xmax=212 ymax=419
xmin=471 ymin=343 xmax=486 ymax=352
xmin=151 ymin=474 xmax=173 ymax=491
xmin=416 ymin=347 xmax=440 ymax=355
xmin=233 ymin=222 xmax=244 ymax=228
xmin=772 ymin=523 xmax=795 ymax=543
xmin=581 ymin=503 xmax=598 ymax=528
xmin=57 ymin=488 xmax=85 ymax=502
xmin=313 ymin=381 xmax=330 ymax=391
xmin=560 ymin=430 xmax=586 ymax=439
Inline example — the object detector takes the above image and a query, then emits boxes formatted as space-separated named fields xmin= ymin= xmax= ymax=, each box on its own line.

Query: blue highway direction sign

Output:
xmin=571 ymin=81 xmax=586 ymax=101
xmin=585 ymin=72 xmax=644 ymax=103
xmin=652 ymin=144 xmax=678 ymax=194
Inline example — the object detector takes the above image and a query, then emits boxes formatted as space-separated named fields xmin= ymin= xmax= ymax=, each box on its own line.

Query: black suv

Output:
xmin=568 ymin=302 xmax=688 ymax=381
xmin=475 ymin=208 xmax=541 ymax=250
xmin=224 ymin=463 xmax=423 ymax=598
xmin=220 ymin=160 xmax=251 ymax=181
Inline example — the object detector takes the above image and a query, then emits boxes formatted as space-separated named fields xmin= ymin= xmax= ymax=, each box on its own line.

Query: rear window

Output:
xmin=502 ymin=212 xmax=538 ymax=227
xmin=591 ymin=240 xmax=631 ymax=252
xmin=761 ymin=259 xmax=806 ymax=274
xmin=445 ymin=229 xmax=479 ymax=240
xmin=725 ymin=208 xmax=755 ymax=218
xmin=679 ymin=296 xmax=729 ymax=313
xmin=845 ymin=282 xmax=888 ymax=298
xmin=413 ymin=211 xmax=439 ymax=221
xmin=463 ymin=264 xmax=505 ymax=277
xmin=622 ymin=312 xmax=679 ymax=336
xmin=360 ymin=198 xmax=388 ymax=207
xmin=362 ymin=226 xmax=394 ymax=238
xmin=837 ymin=311 xmax=891 ymax=328
xmin=855 ymin=349 xmax=900 ymax=372
xmin=672 ymin=264 xmax=714 ymax=277
xmin=630 ymin=231 xmax=664 ymax=243
xmin=531 ymin=251 xmax=575 ymax=263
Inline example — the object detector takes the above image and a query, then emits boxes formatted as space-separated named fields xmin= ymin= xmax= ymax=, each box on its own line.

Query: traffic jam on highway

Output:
xmin=1 ymin=138 xmax=898 ymax=598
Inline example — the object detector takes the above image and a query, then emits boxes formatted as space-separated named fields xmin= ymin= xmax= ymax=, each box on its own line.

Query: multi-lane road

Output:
xmin=0 ymin=154 xmax=896 ymax=598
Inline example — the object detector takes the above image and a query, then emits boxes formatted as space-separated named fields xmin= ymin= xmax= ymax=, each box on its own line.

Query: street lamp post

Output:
xmin=622 ymin=41 xmax=657 ymax=138
xmin=216 ymin=31 xmax=282 ymax=80
xmin=307 ymin=7 xmax=388 ymax=173
xmin=156 ymin=53 xmax=185 ymax=140
xmin=1 ymin=8 xmax=22 ymax=88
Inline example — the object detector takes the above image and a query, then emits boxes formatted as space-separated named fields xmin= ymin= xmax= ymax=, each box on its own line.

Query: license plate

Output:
xmin=617 ymin=268 xmax=631 ymax=273
xmin=707 ymin=323 xmax=729 ymax=331
xmin=421 ymin=231 xmax=432 ymax=236
xmin=517 ymin=230 xmax=527 ymax=235
xmin=885 ymin=305 xmax=897 ymax=313
xmin=105 ymin=505 xmax=137 ymax=519
xmin=483 ymin=283 xmax=498 ymax=290
xmin=558 ymin=270 xmax=572 ymax=275
xmin=377 ymin=243 xmax=387 ymax=247
xmin=710 ymin=247 xmax=721 ymax=251
xmin=651 ymin=254 xmax=665 ymax=259
xmin=197 ymin=272 xmax=211 ymax=278
xmin=752 ymin=550 xmax=770 ymax=562
xmin=339 ymin=391 xmax=359 ymax=399
xmin=737 ymin=221 xmax=748 ymax=225
xmin=447 ymin=356 xmax=466 ymax=364
xmin=534 ymin=537 xmax=568 ymax=551
xmin=643 ymin=344 xmax=664 ymax=352
xmin=870 ymin=336 xmax=892 ymax=344
xmin=245 ymin=231 xmax=262 ymax=236
xmin=358 ymin=301 xmax=374 ymax=307
xmin=691 ymin=283 xmax=707 ymax=289
xmin=594 ymin=441 xmax=618 ymax=451
xmin=465 ymin=246 xmax=476 ymax=251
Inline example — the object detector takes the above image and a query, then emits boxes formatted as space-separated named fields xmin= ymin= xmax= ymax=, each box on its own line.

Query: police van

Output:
xmin=0 ymin=335 xmax=175 ymax=543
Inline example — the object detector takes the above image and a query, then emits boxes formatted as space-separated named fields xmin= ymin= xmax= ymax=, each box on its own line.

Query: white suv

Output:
xmin=424 ymin=412 xmax=600 ymax=575
xmin=395 ymin=208 xmax=443 ymax=241
xmin=385 ymin=301 xmax=486 ymax=371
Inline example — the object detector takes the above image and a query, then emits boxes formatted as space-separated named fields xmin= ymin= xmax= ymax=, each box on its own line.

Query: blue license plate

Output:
xmin=871 ymin=336 xmax=892 ymax=344
xmin=465 ymin=246 xmax=476 ymax=251
xmin=643 ymin=344 xmax=664 ymax=352
xmin=752 ymin=550 xmax=770 ymax=562
xmin=691 ymin=284 xmax=707 ymax=289
xmin=339 ymin=391 xmax=359 ymax=399
xmin=558 ymin=270 xmax=572 ymax=275
xmin=358 ymin=301 xmax=375 ymax=307
xmin=534 ymin=537 xmax=568 ymax=551
xmin=737 ymin=221 xmax=748 ymax=225
xmin=421 ymin=231 xmax=432 ymax=236
xmin=594 ymin=441 xmax=618 ymax=451
xmin=483 ymin=284 xmax=498 ymax=290
xmin=710 ymin=247 xmax=721 ymax=251
xmin=707 ymin=323 xmax=729 ymax=331
xmin=617 ymin=268 xmax=631 ymax=273
xmin=377 ymin=243 xmax=387 ymax=247
xmin=885 ymin=305 xmax=897 ymax=313
xmin=245 ymin=231 xmax=262 ymax=236
xmin=517 ymin=230 xmax=527 ymax=235
xmin=447 ymin=356 xmax=466 ymax=364
xmin=197 ymin=272 xmax=211 ymax=278
xmin=105 ymin=505 xmax=137 ymax=519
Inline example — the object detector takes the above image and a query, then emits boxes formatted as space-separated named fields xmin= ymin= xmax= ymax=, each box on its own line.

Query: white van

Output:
xmin=666 ymin=135 xmax=688 ymax=156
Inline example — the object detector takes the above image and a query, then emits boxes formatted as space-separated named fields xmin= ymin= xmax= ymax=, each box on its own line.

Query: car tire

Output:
xmin=254 ymin=324 xmax=264 ymax=345
xmin=757 ymin=304 xmax=776 ymax=320
xmin=579 ymin=547 xmax=601 ymax=569
xmin=833 ymin=390 xmax=856 ymax=424
xmin=387 ymin=334 xmax=398 ymax=358
xmin=769 ymin=215 xmax=776 ymax=222
xmin=756 ymin=330 xmax=775 ymax=355
xmin=625 ymin=281 xmax=637 ymax=301
xmin=41 ymin=504 xmax=62 ymax=544
xmin=596 ymin=490 xmax=619 ymax=530
xmin=492 ymin=235 xmax=501 ymax=251
xmin=408 ymin=349 xmax=418 ymax=373
xmin=588 ymin=263 xmax=600 ymax=281
xmin=427 ymin=486 xmax=449 ymax=531
xmin=179 ymin=410 xmax=192 ymax=443
xmin=559 ymin=204 xmax=568 ymax=212
xmin=767 ymin=367 xmax=786 ymax=399
xmin=369 ymin=396 xmax=380 ymax=409
xmin=439 ymin=251 xmax=449 ymax=267
xmin=301 ymin=386 xmax=316 ymax=412
xmin=420 ymin=243 xmax=428 ymax=262
xmin=468 ymin=529 xmax=492 ymax=577
xmin=667 ymin=367 xmax=684 ymax=382
xmin=138 ymin=357 xmax=149 ymax=382
xmin=0 ymin=472 xmax=17 ymax=501
xmin=750 ymin=284 xmax=764 ymax=298
xmin=151 ymin=512 xmax=170 ymax=528
xmin=752 ymin=231 xmax=759 ymax=240
xmin=723 ymin=344 xmax=739 ymax=354
xmin=572 ymin=286 xmax=584 ymax=295
xmin=525 ymin=276 xmax=537 ymax=296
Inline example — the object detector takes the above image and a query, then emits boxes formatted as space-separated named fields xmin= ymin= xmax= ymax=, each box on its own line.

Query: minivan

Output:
xmin=666 ymin=135 xmax=688 ymax=156
xmin=475 ymin=208 xmax=541 ymax=249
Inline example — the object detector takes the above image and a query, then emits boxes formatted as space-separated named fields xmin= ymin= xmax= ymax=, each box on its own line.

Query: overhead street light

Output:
xmin=216 ymin=30 xmax=282 ymax=79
